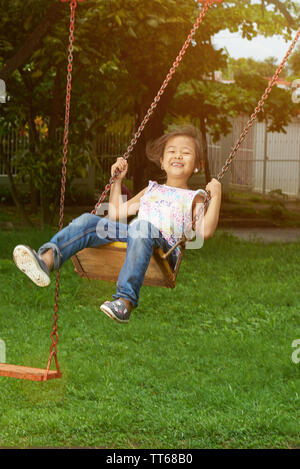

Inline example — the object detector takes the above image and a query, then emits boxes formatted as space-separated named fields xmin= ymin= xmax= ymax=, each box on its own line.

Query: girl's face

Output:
xmin=160 ymin=135 xmax=197 ymax=181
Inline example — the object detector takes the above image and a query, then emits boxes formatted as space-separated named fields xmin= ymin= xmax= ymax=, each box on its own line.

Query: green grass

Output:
xmin=0 ymin=227 xmax=300 ymax=448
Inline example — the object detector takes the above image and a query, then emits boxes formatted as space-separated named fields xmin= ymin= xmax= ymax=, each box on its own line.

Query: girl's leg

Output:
xmin=112 ymin=219 xmax=177 ymax=309
xmin=13 ymin=214 xmax=129 ymax=287
xmin=38 ymin=213 xmax=128 ymax=270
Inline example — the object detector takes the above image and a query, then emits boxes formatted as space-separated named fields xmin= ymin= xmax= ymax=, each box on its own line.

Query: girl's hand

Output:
xmin=111 ymin=157 xmax=128 ymax=181
xmin=205 ymin=178 xmax=222 ymax=199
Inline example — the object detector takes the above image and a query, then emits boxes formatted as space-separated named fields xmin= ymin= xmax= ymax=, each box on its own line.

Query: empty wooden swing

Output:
xmin=1 ymin=0 xmax=299 ymax=382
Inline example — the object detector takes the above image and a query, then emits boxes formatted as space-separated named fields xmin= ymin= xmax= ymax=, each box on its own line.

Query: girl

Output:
xmin=13 ymin=125 xmax=221 ymax=323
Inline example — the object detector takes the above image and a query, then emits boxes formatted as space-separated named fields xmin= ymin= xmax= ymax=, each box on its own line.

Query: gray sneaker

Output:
xmin=100 ymin=299 xmax=131 ymax=323
xmin=13 ymin=244 xmax=51 ymax=287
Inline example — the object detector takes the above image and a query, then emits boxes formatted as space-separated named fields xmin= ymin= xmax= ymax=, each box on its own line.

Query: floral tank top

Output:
xmin=137 ymin=181 xmax=207 ymax=253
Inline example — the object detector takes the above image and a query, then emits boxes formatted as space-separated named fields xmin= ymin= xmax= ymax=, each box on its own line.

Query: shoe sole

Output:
xmin=100 ymin=304 xmax=129 ymax=324
xmin=13 ymin=245 xmax=50 ymax=287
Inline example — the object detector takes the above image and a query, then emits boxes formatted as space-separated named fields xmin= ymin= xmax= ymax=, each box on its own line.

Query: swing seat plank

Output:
xmin=0 ymin=363 xmax=61 ymax=381
xmin=72 ymin=242 xmax=176 ymax=289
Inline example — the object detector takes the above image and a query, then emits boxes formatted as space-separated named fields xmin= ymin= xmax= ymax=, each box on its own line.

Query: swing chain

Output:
xmin=217 ymin=28 xmax=300 ymax=183
xmin=194 ymin=29 xmax=300 ymax=231
xmin=55 ymin=3 xmax=299 ymax=292
xmin=46 ymin=0 xmax=78 ymax=375
xmin=164 ymin=27 xmax=300 ymax=258
xmin=92 ymin=0 xmax=213 ymax=215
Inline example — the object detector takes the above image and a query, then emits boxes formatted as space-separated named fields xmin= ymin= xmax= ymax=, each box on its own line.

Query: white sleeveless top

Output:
xmin=137 ymin=180 xmax=206 ymax=250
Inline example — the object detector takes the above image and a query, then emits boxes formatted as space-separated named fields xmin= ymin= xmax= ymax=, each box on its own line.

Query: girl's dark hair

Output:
xmin=146 ymin=124 xmax=203 ymax=169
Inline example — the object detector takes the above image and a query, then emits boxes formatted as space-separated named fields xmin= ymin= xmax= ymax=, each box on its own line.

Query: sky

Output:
xmin=212 ymin=31 xmax=294 ymax=62
xmin=210 ymin=0 xmax=297 ymax=62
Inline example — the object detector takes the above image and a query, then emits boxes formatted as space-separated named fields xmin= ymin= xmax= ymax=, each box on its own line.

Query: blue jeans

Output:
xmin=37 ymin=214 xmax=178 ymax=308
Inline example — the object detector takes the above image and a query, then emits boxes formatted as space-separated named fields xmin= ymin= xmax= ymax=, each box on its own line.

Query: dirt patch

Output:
xmin=220 ymin=227 xmax=300 ymax=243
xmin=219 ymin=194 xmax=300 ymax=229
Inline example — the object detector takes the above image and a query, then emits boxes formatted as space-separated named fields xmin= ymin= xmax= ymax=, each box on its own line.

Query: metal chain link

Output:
xmin=216 ymin=28 xmax=300 ymax=183
xmin=47 ymin=0 xmax=299 ymax=324
xmin=192 ymin=27 xmax=300 ymax=224
xmin=91 ymin=0 xmax=213 ymax=214
xmin=45 ymin=0 xmax=214 ymax=373
xmin=90 ymin=4 xmax=299 ymax=253
xmin=46 ymin=0 xmax=77 ymax=375
xmin=174 ymin=27 xmax=300 ymax=250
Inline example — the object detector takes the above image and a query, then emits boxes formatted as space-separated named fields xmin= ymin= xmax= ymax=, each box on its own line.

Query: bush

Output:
xmin=0 ymin=186 xmax=14 ymax=204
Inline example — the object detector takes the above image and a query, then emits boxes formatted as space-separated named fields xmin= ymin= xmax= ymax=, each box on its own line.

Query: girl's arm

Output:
xmin=192 ymin=178 xmax=222 ymax=240
xmin=108 ymin=157 xmax=147 ymax=221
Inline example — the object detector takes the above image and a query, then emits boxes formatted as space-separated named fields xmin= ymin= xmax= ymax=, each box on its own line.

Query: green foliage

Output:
xmin=0 ymin=0 xmax=299 ymax=205
xmin=225 ymin=56 xmax=280 ymax=81
xmin=234 ymin=70 xmax=298 ymax=131
xmin=1 ymin=227 xmax=300 ymax=447
xmin=13 ymin=137 xmax=92 ymax=194
xmin=288 ymin=43 xmax=300 ymax=76
xmin=172 ymin=78 xmax=251 ymax=141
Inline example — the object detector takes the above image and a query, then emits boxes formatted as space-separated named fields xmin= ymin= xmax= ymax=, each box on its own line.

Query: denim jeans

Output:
xmin=38 ymin=214 xmax=178 ymax=308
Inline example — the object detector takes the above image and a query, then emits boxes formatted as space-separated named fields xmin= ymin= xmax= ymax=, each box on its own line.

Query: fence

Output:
xmin=229 ymin=114 xmax=255 ymax=187
xmin=0 ymin=127 xmax=29 ymax=176
xmin=253 ymin=120 xmax=300 ymax=196
xmin=207 ymin=116 xmax=300 ymax=198
xmin=96 ymin=132 xmax=131 ymax=175
xmin=1 ymin=117 xmax=300 ymax=198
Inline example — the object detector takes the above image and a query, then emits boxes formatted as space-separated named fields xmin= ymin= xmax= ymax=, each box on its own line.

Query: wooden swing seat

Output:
xmin=71 ymin=241 xmax=179 ymax=289
xmin=0 ymin=363 xmax=61 ymax=382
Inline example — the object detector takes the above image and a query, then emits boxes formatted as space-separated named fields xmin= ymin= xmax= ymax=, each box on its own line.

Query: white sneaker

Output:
xmin=13 ymin=245 xmax=51 ymax=287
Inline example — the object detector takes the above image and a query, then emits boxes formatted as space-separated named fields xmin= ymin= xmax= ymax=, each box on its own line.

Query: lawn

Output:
xmin=0 ymin=226 xmax=300 ymax=448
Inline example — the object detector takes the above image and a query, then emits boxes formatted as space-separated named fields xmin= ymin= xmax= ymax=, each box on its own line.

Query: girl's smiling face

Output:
xmin=160 ymin=135 xmax=197 ymax=186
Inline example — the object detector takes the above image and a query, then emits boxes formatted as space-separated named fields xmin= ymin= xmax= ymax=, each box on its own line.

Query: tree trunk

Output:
xmin=40 ymin=189 xmax=54 ymax=228
xmin=131 ymin=84 xmax=176 ymax=194
xmin=264 ymin=1 xmax=295 ymax=26
xmin=21 ymin=66 xmax=63 ymax=227
xmin=29 ymin=181 xmax=39 ymax=213
xmin=0 ymin=3 xmax=63 ymax=81
xmin=40 ymin=67 xmax=63 ymax=227
xmin=199 ymin=114 xmax=211 ymax=184
xmin=48 ymin=67 xmax=62 ymax=140
xmin=3 ymin=154 xmax=33 ymax=226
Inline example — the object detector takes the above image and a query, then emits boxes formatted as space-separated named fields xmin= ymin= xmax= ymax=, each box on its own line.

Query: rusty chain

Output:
xmin=216 ymin=28 xmax=300 ymax=183
xmin=166 ymin=27 xmax=300 ymax=254
xmin=46 ymin=0 xmax=214 ymax=374
xmin=48 ymin=0 xmax=300 ymax=354
xmin=46 ymin=0 xmax=77 ymax=375
xmin=91 ymin=0 xmax=214 ymax=214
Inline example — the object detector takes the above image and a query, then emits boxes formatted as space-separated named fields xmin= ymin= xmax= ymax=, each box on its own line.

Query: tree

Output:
xmin=224 ymin=56 xmax=281 ymax=82
xmin=288 ymin=43 xmax=300 ymax=77
xmin=0 ymin=0 xmax=107 ymax=224
xmin=91 ymin=0 xmax=299 ymax=192
xmin=0 ymin=1 xmax=63 ymax=81
xmin=232 ymin=71 xmax=298 ymax=132
xmin=0 ymin=0 xmax=299 ymax=218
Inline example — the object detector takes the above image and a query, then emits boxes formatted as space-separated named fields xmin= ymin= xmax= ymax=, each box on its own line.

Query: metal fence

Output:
xmin=0 ymin=127 xmax=29 ymax=175
xmin=96 ymin=132 xmax=131 ymax=175
xmin=230 ymin=114 xmax=255 ymax=187
xmin=1 ymin=117 xmax=300 ymax=198
xmin=252 ymin=120 xmax=300 ymax=196
xmin=207 ymin=116 xmax=300 ymax=198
